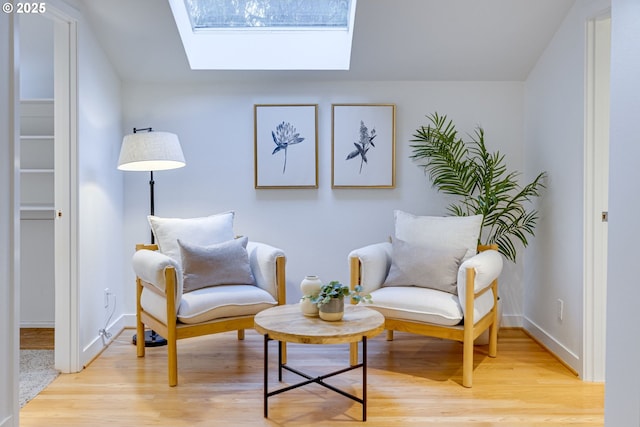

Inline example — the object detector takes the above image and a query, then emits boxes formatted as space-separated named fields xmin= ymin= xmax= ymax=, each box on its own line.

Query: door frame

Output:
xmin=583 ymin=11 xmax=610 ymax=382
xmin=6 ymin=10 xmax=21 ymax=426
xmin=47 ymin=0 xmax=80 ymax=374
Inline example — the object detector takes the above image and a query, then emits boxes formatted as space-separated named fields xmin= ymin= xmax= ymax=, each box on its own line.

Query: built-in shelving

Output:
xmin=20 ymin=99 xmax=54 ymax=220
xmin=20 ymin=98 xmax=56 ymax=328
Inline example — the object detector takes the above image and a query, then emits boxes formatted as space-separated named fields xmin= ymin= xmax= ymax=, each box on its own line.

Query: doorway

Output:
xmin=19 ymin=13 xmax=56 ymax=348
xmin=17 ymin=4 xmax=80 ymax=374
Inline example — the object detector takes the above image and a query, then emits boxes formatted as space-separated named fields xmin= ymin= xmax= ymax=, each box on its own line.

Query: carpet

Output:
xmin=20 ymin=350 xmax=59 ymax=408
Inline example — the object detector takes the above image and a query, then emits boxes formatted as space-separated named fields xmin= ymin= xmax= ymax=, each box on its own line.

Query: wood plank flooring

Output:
xmin=20 ymin=328 xmax=54 ymax=350
xmin=19 ymin=328 xmax=604 ymax=426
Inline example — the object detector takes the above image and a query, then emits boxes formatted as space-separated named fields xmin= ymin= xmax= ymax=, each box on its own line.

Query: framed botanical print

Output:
xmin=254 ymin=104 xmax=318 ymax=189
xmin=332 ymin=103 xmax=396 ymax=188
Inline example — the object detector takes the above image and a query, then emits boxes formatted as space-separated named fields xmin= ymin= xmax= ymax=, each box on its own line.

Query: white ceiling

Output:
xmin=76 ymin=0 xmax=575 ymax=84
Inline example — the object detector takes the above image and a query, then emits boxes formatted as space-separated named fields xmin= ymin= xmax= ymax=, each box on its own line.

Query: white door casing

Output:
xmin=48 ymin=0 xmax=80 ymax=374
xmin=583 ymin=12 xmax=610 ymax=382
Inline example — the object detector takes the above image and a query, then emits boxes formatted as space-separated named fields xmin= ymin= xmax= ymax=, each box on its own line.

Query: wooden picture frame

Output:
xmin=332 ymin=104 xmax=396 ymax=188
xmin=254 ymin=104 xmax=318 ymax=189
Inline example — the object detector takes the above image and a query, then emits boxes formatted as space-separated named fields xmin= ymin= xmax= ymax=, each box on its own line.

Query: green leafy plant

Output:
xmin=410 ymin=112 xmax=547 ymax=262
xmin=303 ymin=281 xmax=371 ymax=307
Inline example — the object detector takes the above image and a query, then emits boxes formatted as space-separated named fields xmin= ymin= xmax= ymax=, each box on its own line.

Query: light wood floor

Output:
xmin=19 ymin=328 xmax=604 ymax=426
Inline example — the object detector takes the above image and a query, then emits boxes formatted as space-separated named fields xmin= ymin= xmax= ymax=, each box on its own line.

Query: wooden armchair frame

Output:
xmin=349 ymin=244 xmax=499 ymax=388
xmin=135 ymin=243 xmax=287 ymax=387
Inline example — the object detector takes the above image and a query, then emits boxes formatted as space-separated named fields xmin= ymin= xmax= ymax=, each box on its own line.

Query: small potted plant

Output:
xmin=304 ymin=281 xmax=371 ymax=321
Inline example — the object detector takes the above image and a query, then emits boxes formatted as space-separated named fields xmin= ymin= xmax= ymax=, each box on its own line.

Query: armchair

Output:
xmin=348 ymin=211 xmax=503 ymax=387
xmin=132 ymin=212 xmax=286 ymax=386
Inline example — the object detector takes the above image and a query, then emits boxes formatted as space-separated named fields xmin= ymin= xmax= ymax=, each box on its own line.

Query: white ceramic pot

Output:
xmin=300 ymin=298 xmax=319 ymax=317
xmin=300 ymin=275 xmax=322 ymax=316
xmin=300 ymin=275 xmax=322 ymax=296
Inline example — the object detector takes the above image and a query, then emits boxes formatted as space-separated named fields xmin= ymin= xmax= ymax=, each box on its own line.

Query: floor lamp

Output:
xmin=118 ymin=127 xmax=186 ymax=347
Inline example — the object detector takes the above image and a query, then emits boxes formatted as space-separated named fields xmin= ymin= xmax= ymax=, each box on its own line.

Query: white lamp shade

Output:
xmin=117 ymin=131 xmax=186 ymax=171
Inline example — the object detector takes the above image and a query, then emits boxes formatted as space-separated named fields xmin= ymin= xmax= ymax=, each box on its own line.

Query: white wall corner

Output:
xmin=500 ymin=313 xmax=523 ymax=328
xmin=523 ymin=316 xmax=581 ymax=376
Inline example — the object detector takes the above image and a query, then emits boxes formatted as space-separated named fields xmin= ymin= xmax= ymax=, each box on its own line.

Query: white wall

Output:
xmin=523 ymin=0 xmax=610 ymax=375
xmin=605 ymin=0 xmax=640 ymax=424
xmin=121 ymin=80 xmax=526 ymax=322
xmin=75 ymin=5 xmax=125 ymax=365
xmin=0 ymin=11 xmax=20 ymax=427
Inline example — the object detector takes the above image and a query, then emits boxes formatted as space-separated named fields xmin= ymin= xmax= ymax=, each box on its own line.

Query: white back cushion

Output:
xmin=148 ymin=211 xmax=235 ymax=267
xmin=394 ymin=210 xmax=482 ymax=262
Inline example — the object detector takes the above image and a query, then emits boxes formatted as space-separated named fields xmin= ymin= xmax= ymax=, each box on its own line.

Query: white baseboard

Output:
xmin=523 ymin=316 xmax=580 ymax=375
xmin=121 ymin=313 xmax=136 ymax=328
xmin=19 ymin=321 xmax=54 ymax=328
xmin=500 ymin=313 xmax=522 ymax=328
xmin=0 ymin=415 xmax=14 ymax=427
xmin=81 ymin=314 xmax=129 ymax=367
xmin=118 ymin=314 xmax=137 ymax=342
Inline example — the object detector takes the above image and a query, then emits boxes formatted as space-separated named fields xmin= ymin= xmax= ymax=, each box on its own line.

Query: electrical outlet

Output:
xmin=557 ymin=299 xmax=564 ymax=321
xmin=104 ymin=288 xmax=110 ymax=308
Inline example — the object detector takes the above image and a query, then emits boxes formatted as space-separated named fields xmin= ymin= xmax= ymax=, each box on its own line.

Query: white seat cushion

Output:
xmin=177 ymin=284 xmax=277 ymax=324
xmin=368 ymin=287 xmax=463 ymax=326
xmin=368 ymin=286 xmax=495 ymax=327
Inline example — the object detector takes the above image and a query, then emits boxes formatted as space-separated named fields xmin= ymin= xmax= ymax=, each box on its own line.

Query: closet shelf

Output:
xmin=20 ymin=135 xmax=54 ymax=140
xmin=20 ymin=205 xmax=55 ymax=220
xmin=20 ymin=168 xmax=54 ymax=173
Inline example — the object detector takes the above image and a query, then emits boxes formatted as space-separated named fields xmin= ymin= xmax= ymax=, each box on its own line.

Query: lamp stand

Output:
xmin=132 ymin=329 xmax=167 ymax=347
xmin=149 ymin=170 xmax=155 ymax=243
xmin=131 ymin=127 xmax=167 ymax=347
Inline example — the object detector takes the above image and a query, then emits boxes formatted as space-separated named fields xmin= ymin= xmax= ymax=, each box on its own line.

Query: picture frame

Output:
xmin=254 ymin=104 xmax=318 ymax=189
xmin=332 ymin=103 xmax=396 ymax=188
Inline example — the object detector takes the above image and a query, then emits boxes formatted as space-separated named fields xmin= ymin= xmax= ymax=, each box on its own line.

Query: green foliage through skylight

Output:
xmin=184 ymin=0 xmax=351 ymax=29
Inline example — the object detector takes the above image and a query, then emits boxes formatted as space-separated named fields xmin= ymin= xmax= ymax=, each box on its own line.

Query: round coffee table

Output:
xmin=254 ymin=303 xmax=384 ymax=421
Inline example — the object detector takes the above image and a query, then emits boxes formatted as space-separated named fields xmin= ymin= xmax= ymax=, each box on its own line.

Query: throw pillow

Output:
xmin=393 ymin=210 xmax=483 ymax=263
xmin=383 ymin=237 xmax=466 ymax=294
xmin=148 ymin=211 xmax=235 ymax=265
xmin=178 ymin=236 xmax=255 ymax=293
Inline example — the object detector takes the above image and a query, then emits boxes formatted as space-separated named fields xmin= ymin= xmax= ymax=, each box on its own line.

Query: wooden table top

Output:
xmin=254 ymin=304 xmax=385 ymax=345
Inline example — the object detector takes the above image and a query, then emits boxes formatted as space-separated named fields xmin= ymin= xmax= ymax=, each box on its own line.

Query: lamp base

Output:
xmin=132 ymin=330 xmax=167 ymax=347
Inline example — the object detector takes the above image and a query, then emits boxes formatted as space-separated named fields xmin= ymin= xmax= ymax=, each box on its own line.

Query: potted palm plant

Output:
xmin=412 ymin=113 xmax=546 ymax=344
xmin=410 ymin=112 xmax=547 ymax=263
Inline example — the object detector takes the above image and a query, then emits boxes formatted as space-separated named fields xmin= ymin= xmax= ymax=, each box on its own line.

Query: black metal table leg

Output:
xmin=262 ymin=335 xmax=369 ymax=422
xmin=255 ymin=302 xmax=384 ymax=422
xmin=278 ymin=340 xmax=283 ymax=382
xmin=363 ymin=336 xmax=367 ymax=421
xmin=264 ymin=334 xmax=268 ymax=418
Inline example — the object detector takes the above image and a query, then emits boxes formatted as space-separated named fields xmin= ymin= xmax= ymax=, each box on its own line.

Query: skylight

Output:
xmin=168 ymin=0 xmax=357 ymax=70
xmin=184 ymin=0 xmax=350 ymax=29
